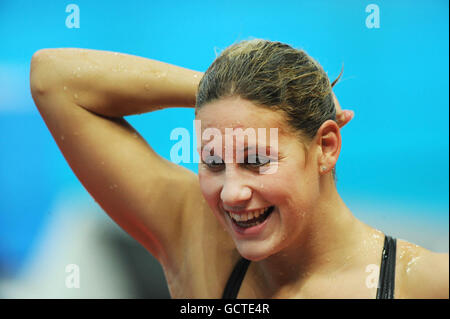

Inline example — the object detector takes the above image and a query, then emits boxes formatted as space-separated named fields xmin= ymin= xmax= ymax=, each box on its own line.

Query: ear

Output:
xmin=315 ymin=120 xmax=341 ymax=174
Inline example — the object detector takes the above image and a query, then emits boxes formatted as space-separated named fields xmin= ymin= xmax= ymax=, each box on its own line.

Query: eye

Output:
xmin=202 ymin=155 xmax=224 ymax=170
xmin=245 ymin=154 xmax=271 ymax=167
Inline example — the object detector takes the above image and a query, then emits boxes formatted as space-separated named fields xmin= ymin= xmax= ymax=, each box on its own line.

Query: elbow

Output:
xmin=29 ymin=49 xmax=58 ymax=98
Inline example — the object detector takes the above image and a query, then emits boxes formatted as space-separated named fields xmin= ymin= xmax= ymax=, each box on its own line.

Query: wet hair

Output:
xmin=195 ymin=38 xmax=342 ymax=180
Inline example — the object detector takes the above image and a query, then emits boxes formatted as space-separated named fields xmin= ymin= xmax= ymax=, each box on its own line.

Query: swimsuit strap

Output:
xmin=222 ymin=257 xmax=250 ymax=299
xmin=376 ymin=235 xmax=397 ymax=299
xmin=222 ymin=234 xmax=397 ymax=299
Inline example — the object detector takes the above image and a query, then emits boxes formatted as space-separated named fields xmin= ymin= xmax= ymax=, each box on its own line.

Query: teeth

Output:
xmin=227 ymin=207 xmax=272 ymax=222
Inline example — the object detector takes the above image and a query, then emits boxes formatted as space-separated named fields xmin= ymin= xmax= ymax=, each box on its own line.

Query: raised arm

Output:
xmin=30 ymin=48 xmax=204 ymax=267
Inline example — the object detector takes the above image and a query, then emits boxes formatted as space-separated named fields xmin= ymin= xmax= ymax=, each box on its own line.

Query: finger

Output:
xmin=332 ymin=91 xmax=354 ymax=128
xmin=337 ymin=110 xmax=354 ymax=128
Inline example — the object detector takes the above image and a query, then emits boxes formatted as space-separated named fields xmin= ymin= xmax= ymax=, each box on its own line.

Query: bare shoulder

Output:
xmin=396 ymin=239 xmax=449 ymax=299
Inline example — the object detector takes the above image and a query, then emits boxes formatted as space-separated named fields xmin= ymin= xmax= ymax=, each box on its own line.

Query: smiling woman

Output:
xmin=29 ymin=38 xmax=448 ymax=299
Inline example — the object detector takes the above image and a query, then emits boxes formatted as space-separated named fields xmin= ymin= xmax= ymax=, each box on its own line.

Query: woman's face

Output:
xmin=195 ymin=96 xmax=321 ymax=261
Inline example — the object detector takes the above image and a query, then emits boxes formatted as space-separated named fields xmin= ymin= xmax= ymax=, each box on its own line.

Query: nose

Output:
xmin=220 ymin=171 xmax=252 ymax=209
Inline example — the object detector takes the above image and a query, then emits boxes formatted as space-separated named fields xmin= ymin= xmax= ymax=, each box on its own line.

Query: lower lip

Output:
xmin=227 ymin=207 xmax=275 ymax=237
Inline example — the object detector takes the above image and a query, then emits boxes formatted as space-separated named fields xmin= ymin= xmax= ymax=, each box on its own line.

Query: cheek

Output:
xmin=198 ymin=171 xmax=221 ymax=206
xmin=258 ymin=180 xmax=287 ymax=205
xmin=261 ymin=169 xmax=300 ymax=199
xmin=262 ymin=169 xmax=317 ymax=211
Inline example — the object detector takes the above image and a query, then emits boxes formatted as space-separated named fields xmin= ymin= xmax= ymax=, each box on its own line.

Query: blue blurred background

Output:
xmin=0 ymin=0 xmax=448 ymax=298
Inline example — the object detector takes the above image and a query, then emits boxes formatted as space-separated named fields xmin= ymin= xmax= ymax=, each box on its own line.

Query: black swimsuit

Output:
xmin=222 ymin=235 xmax=397 ymax=299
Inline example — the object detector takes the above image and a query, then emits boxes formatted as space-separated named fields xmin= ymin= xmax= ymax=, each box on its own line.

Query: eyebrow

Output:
xmin=243 ymin=145 xmax=277 ymax=153
xmin=200 ymin=145 xmax=275 ymax=153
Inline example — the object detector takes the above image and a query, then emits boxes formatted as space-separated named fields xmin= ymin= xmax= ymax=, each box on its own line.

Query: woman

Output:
xmin=30 ymin=39 xmax=448 ymax=298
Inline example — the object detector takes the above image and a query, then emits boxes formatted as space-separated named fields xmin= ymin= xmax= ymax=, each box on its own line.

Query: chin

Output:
xmin=234 ymin=240 xmax=278 ymax=262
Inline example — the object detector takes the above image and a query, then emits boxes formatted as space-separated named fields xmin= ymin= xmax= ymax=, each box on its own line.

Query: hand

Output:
xmin=333 ymin=91 xmax=354 ymax=128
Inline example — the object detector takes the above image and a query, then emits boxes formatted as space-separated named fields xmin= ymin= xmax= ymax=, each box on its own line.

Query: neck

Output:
xmin=255 ymin=176 xmax=369 ymax=297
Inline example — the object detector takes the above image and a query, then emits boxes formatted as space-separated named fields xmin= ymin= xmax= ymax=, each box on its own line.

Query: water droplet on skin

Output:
xmin=193 ymin=74 xmax=198 ymax=78
xmin=63 ymin=86 xmax=68 ymax=91
xmin=144 ymin=83 xmax=151 ymax=91
xmin=118 ymin=64 xmax=127 ymax=72
xmin=406 ymin=255 xmax=421 ymax=274
xmin=74 ymin=93 xmax=79 ymax=99
xmin=101 ymin=161 xmax=105 ymax=165
xmin=60 ymin=135 xmax=65 ymax=140
xmin=77 ymin=66 xmax=81 ymax=71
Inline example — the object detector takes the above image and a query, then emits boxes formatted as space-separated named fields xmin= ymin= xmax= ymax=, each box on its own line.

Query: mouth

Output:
xmin=225 ymin=206 xmax=275 ymax=229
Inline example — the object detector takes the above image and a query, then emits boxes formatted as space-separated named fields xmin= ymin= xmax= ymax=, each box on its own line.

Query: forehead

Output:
xmin=195 ymin=97 xmax=308 ymax=162
xmin=196 ymin=96 xmax=289 ymax=134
